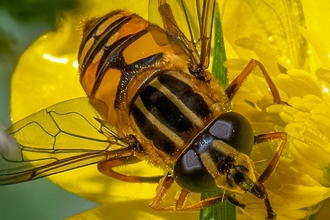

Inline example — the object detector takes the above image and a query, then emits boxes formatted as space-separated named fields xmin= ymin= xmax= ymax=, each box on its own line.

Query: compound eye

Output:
xmin=208 ymin=112 xmax=254 ymax=155
xmin=173 ymin=149 xmax=217 ymax=193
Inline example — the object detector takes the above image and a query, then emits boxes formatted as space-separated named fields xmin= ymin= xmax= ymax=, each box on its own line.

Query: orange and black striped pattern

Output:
xmin=78 ymin=10 xmax=229 ymax=167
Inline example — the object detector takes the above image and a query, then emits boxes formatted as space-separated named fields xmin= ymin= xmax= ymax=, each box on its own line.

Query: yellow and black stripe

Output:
xmin=131 ymin=71 xmax=210 ymax=156
xmin=79 ymin=11 xmax=164 ymax=106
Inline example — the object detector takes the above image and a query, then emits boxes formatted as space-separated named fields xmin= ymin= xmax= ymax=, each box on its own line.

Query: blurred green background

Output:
xmin=0 ymin=1 xmax=97 ymax=219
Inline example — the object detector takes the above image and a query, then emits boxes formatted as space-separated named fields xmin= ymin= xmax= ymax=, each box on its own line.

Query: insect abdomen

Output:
xmin=79 ymin=10 xmax=173 ymax=126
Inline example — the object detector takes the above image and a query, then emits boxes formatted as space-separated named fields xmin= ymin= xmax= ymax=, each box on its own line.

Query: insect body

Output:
xmin=1 ymin=0 xmax=287 ymax=219
xmin=79 ymin=9 xmax=229 ymax=170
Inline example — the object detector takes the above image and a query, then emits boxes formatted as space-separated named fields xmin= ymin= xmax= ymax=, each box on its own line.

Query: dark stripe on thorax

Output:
xmin=131 ymin=103 xmax=178 ymax=155
xmin=131 ymin=72 xmax=212 ymax=156
xmin=139 ymin=85 xmax=193 ymax=133
xmin=158 ymin=74 xmax=210 ymax=118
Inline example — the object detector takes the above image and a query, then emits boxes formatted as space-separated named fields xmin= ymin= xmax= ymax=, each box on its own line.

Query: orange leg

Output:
xmin=176 ymin=189 xmax=190 ymax=209
xmin=254 ymin=132 xmax=287 ymax=183
xmin=150 ymin=173 xmax=245 ymax=211
xmin=98 ymin=137 xmax=163 ymax=183
xmin=226 ymin=59 xmax=285 ymax=104
xmin=150 ymin=173 xmax=175 ymax=209
xmin=251 ymin=132 xmax=287 ymax=220
xmin=175 ymin=191 xmax=245 ymax=211
xmin=264 ymin=196 xmax=276 ymax=220
xmin=98 ymin=155 xmax=163 ymax=183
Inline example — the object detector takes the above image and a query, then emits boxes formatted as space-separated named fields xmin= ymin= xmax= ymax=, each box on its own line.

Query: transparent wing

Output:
xmin=0 ymin=98 xmax=129 ymax=185
xmin=149 ymin=0 xmax=200 ymax=45
xmin=149 ymin=0 xmax=215 ymax=74
xmin=197 ymin=0 xmax=215 ymax=72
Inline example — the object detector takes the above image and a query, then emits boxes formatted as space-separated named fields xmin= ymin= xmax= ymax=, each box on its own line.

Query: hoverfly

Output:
xmin=0 ymin=0 xmax=287 ymax=219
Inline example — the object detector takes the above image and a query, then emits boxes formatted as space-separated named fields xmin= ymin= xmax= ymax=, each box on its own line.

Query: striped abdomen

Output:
xmin=79 ymin=10 xmax=181 ymax=126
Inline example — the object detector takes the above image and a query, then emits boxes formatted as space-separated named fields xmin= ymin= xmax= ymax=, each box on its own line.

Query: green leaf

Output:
xmin=211 ymin=3 xmax=228 ymax=86
xmin=200 ymin=190 xmax=236 ymax=220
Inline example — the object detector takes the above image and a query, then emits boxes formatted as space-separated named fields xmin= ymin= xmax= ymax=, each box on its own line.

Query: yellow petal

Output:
xmin=301 ymin=0 xmax=330 ymax=70
xmin=67 ymin=202 xmax=198 ymax=220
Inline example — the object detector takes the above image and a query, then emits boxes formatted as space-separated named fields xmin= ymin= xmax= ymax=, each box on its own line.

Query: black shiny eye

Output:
xmin=208 ymin=112 xmax=254 ymax=155
xmin=173 ymin=149 xmax=217 ymax=193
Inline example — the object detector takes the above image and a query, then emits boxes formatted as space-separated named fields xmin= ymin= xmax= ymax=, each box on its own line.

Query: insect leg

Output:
xmin=152 ymin=192 xmax=245 ymax=211
xmin=98 ymin=137 xmax=163 ymax=183
xmin=98 ymin=155 xmax=163 ymax=183
xmin=251 ymin=180 xmax=276 ymax=219
xmin=264 ymin=196 xmax=276 ymax=220
xmin=175 ymin=192 xmax=245 ymax=211
xmin=225 ymin=59 xmax=285 ymax=104
xmin=176 ymin=189 xmax=190 ymax=209
xmin=252 ymin=132 xmax=287 ymax=220
xmin=254 ymin=132 xmax=287 ymax=183
xmin=151 ymin=173 xmax=245 ymax=211
xmin=150 ymin=172 xmax=175 ymax=210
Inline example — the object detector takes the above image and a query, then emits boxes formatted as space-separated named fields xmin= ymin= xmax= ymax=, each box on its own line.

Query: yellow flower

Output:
xmin=9 ymin=0 xmax=330 ymax=219
xmin=219 ymin=0 xmax=330 ymax=219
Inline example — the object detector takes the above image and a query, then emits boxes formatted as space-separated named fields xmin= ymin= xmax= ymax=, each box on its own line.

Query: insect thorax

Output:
xmin=125 ymin=67 xmax=230 ymax=168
